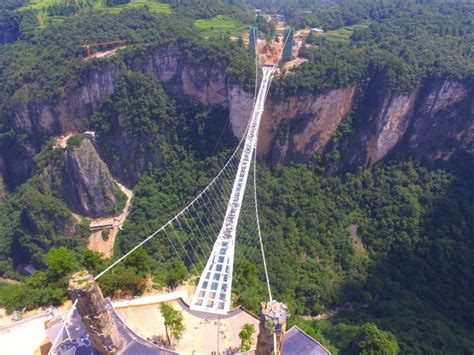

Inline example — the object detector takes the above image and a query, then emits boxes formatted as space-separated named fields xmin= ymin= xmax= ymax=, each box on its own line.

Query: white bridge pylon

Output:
xmin=190 ymin=66 xmax=275 ymax=314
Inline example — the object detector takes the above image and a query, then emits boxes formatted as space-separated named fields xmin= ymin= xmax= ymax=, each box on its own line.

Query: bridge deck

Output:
xmin=189 ymin=66 xmax=274 ymax=315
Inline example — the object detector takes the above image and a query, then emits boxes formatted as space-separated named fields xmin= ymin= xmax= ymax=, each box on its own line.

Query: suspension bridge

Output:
xmin=48 ymin=29 xmax=302 ymax=354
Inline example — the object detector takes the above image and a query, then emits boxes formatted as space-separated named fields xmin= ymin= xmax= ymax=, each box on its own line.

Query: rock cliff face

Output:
xmin=342 ymin=80 xmax=468 ymax=168
xmin=41 ymin=138 xmax=120 ymax=218
xmin=3 ymin=44 xmax=473 ymax=188
xmin=261 ymin=86 xmax=356 ymax=163
xmin=69 ymin=271 xmax=125 ymax=354
xmin=338 ymin=77 xmax=473 ymax=170
xmin=5 ymin=46 xmax=230 ymax=187
xmin=0 ymin=176 xmax=5 ymax=202
xmin=227 ymin=76 xmax=472 ymax=170
xmin=408 ymin=79 xmax=474 ymax=160
xmin=228 ymin=84 xmax=254 ymax=139
xmin=339 ymin=81 xmax=420 ymax=169
xmin=62 ymin=139 xmax=119 ymax=218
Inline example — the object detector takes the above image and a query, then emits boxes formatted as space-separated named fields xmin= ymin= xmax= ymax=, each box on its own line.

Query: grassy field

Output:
xmin=102 ymin=0 xmax=172 ymax=15
xmin=21 ymin=0 xmax=172 ymax=28
xmin=194 ymin=15 xmax=248 ymax=38
xmin=322 ymin=21 xmax=370 ymax=44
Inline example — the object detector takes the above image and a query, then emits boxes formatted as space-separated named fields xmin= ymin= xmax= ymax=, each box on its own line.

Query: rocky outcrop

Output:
xmin=59 ymin=62 xmax=119 ymax=134
xmin=40 ymin=137 xmax=120 ymax=218
xmin=408 ymin=79 xmax=474 ymax=160
xmin=261 ymin=86 xmax=356 ymax=163
xmin=256 ymin=301 xmax=288 ymax=355
xmin=0 ymin=176 xmax=5 ymax=202
xmin=227 ymin=85 xmax=357 ymax=163
xmin=5 ymin=45 xmax=230 ymax=187
xmin=133 ymin=46 xmax=229 ymax=107
xmin=340 ymin=82 xmax=420 ymax=169
xmin=61 ymin=139 xmax=119 ymax=218
xmin=367 ymin=91 xmax=418 ymax=162
xmin=181 ymin=64 xmax=228 ymax=106
xmin=228 ymin=84 xmax=254 ymax=139
xmin=69 ymin=271 xmax=125 ymax=354
xmin=3 ymin=42 xmax=473 ymax=187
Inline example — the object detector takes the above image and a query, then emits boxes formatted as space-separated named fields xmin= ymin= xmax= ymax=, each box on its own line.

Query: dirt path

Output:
xmin=88 ymin=181 xmax=133 ymax=258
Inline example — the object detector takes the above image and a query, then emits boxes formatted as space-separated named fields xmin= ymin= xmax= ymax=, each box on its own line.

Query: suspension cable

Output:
xmin=253 ymin=143 xmax=273 ymax=302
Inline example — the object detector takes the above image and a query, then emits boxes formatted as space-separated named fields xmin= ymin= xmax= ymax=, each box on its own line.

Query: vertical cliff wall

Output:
xmin=4 ymin=46 xmax=231 ymax=188
xmin=40 ymin=138 xmax=122 ymax=218
xmin=2 ymin=43 xmax=473 ymax=188
xmin=408 ymin=79 xmax=473 ymax=160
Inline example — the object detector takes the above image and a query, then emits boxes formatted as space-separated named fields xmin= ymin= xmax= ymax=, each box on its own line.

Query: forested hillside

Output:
xmin=0 ymin=0 xmax=473 ymax=353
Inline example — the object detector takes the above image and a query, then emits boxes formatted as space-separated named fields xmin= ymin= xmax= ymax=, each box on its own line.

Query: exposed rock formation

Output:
xmin=341 ymin=82 xmax=420 ymax=169
xmin=62 ymin=138 xmax=119 ymax=218
xmin=40 ymin=137 xmax=121 ymax=218
xmin=228 ymin=84 xmax=254 ymax=139
xmin=260 ymin=86 xmax=356 ymax=163
xmin=3 ymin=41 xmax=473 ymax=187
xmin=0 ymin=176 xmax=5 ymax=202
xmin=408 ymin=79 xmax=474 ymax=160
xmin=338 ymin=77 xmax=474 ymax=170
xmin=256 ymin=300 xmax=288 ymax=355
xmin=5 ymin=45 xmax=230 ymax=187
xmin=68 ymin=271 xmax=124 ymax=354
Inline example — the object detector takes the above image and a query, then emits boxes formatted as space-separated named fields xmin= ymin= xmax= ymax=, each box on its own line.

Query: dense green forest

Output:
xmin=0 ymin=0 xmax=473 ymax=353
xmin=273 ymin=0 xmax=473 ymax=95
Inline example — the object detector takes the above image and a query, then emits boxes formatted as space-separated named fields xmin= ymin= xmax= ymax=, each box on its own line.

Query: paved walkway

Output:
xmin=0 ymin=313 xmax=51 ymax=355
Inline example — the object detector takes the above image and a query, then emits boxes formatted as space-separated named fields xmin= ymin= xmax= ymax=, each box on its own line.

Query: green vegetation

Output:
xmin=100 ymin=230 xmax=109 ymax=241
xmin=254 ymin=14 xmax=275 ymax=41
xmin=275 ymin=1 xmax=473 ymax=94
xmin=194 ymin=15 xmax=248 ymax=38
xmin=160 ymin=303 xmax=185 ymax=345
xmin=165 ymin=0 xmax=253 ymax=23
xmin=0 ymin=180 xmax=88 ymax=276
xmin=0 ymin=247 xmax=79 ymax=311
xmin=239 ymin=323 xmax=256 ymax=352
xmin=103 ymin=0 xmax=172 ymax=15
xmin=20 ymin=0 xmax=172 ymax=27
xmin=322 ymin=21 xmax=370 ymax=44
xmin=114 ymin=185 xmax=127 ymax=213
xmin=353 ymin=323 xmax=399 ymax=355
xmin=0 ymin=1 xmax=473 ymax=353
xmin=66 ymin=133 xmax=84 ymax=150
xmin=0 ymin=246 xmax=156 ymax=311
xmin=45 ymin=246 xmax=79 ymax=278
xmin=113 ymin=149 xmax=474 ymax=353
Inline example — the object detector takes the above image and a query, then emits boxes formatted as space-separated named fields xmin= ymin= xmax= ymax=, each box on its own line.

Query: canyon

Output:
xmin=2 ymin=44 xmax=473 ymax=216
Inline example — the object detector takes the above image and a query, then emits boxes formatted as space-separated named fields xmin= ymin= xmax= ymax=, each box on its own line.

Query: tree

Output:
xmin=45 ymin=247 xmax=79 ymax=280
xmin=165 ymin=259 xmax=187 ymax=289
xmin=82 ymin=249 xmax=105 ymax=275
xmin=354 ymin=323 xmax=399 ymax=355
xmin=239 ymin=323 xmax=256 ymax=351
xmin=160 ymin=303 xmax=185 ymax=345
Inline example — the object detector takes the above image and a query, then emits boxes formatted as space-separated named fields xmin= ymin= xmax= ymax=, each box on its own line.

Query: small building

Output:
xmin=273 ymin=14 xmax=286 ymax=22
xmin=17 ymin=263 xmax=36 ymax=275
xmin=311 ymin=28 xmax=324 ymax=34
xmin=84 ymin=131 xmax=96 ymax=139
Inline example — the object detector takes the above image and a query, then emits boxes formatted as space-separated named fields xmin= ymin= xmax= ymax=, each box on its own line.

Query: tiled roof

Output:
xmin=281 ymin=325 xmax=331 ymax=355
